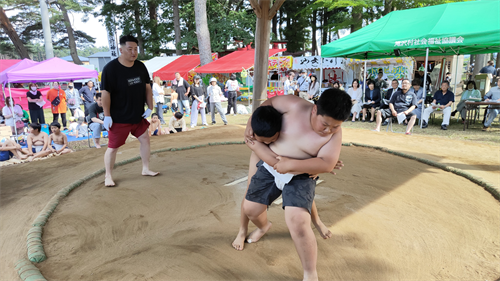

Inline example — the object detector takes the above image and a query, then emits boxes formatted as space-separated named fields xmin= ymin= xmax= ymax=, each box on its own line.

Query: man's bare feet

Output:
xmin=232 ymin=229 xmax=247 ymax=251
xmin=95 ymin=144 xmax=101 ymax=149
xmin=303 ymin=271 xmax=318 ymax=281
xmin=313 ymin=220 xmax=332 ymax=239
xmin=142 ymin=170 xmax=159 ymax=177
xmin=246 ymin=221 xmax=272 ymax=243
xmin=105 ymin=176 xmax=115 ymax=187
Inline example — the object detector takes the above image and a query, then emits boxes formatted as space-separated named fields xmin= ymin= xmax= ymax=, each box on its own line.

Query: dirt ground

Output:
xmin=1 ymin=125 xmax=499 ymax=280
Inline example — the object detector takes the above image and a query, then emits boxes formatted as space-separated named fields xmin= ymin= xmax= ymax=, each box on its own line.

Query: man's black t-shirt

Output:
xmin=88 ymin=102 xmax=104 ymax=123
xmin=174 ymin=79 xmax=191 ymax=101
xmin=389 ymin=90 xmax=417 ymax=113
xmin=26 ymin=91 xmax=42 ymax=110
xmin=101 ymin=59 xmax=150 ymax=124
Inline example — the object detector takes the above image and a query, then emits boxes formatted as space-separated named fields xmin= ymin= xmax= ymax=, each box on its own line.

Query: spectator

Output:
xmin=149 ymin=113 xmax=165 ymax=136
xmin=348 ymin=79 xmax=362 ymax=122
xmin=47 ymin=82 xmax=68 ymax=129
xmin=207 ymin=77 xmax=227 ymax=125
xmin=2 ymin=97 xmax=24 ymax=134
xmin=190 ymin=75 xmax=208 ymax=127
xmin=283 ymin=72 xmax=297 ymax=95
xmin=170 ymin=85 xmax=179 ymax=113
xmin=451 ymin=81 xmax=482 ymax=123
xmin=79 ymin=80 xmax=97 ymax=115
xmin=65 ymin=82 xmax=81 ymax=117
xmin=411 ymin=80 xmax=425 ymax=120
xmin=415 ymin=66 xmax=432 ymax=90
xmin=0 ymin=139 xmax=29 ymax=161
xmin=168 ymin=112 xmax=187 ymax=134
xmin=19 ymin=105 xmax=30 ymax=124
xmin=76 ymin=117 xmax=88 ymax=138
xmin=88 ymin=93 xmax=106 ymax=148
xmin=445 ymin=72 xmax=452 ymax=83
xmin=332 ymin=81 xmax=340 ymax=89
xmin=174 ymin=72 xmax=191 ymax=116
xmin=479 ymin=60 xmax=497 ymax=76
xmin=361 ymin=80 xmax=381 ymax=122
xmin=373 ymin=78 xmax=417 ymax=135
xmin=379 ymin=79 xmax=402 ymax=125
xmin=482 ymin=78 xmax=500 ymax=131
xmin=225 ymin=74 xmax=239 ymax=116
xmin=422 ymin=81 xmax=455 ymax=130
xmin=26 ymin=83 xmax=45 ymax=124
xmin=374 ymin=69 xmax=388 ymax=90
xmin=270 ymin=71 xmax=279 ymax=80
xmin=307 ymin=74 xmax=320 ymax=100
xmin=68 ymin=117 xmax=78 ymax=136
xmin=296 ymin=70 xmax=310 ymax=100
xmin=152 ymin=76 xmax=166 ymax=124
xmin=26 ymin=122 xmax=52 ymax=161
xmin=48 ymin=121 xmax=72 ymax=155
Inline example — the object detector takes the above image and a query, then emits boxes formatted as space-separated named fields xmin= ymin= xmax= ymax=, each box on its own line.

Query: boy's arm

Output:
xmin=59 ymin=135 xmax=68 ymax=153
xmin=246 ymin=141 xmax=279 ymax=167
xmin=48 ymin=134 xmax=55 ymax=152
xmin=274 ymin=129 xmax=343 ymax=175
xmin=27 ymin=135 xmax=33 ymax=155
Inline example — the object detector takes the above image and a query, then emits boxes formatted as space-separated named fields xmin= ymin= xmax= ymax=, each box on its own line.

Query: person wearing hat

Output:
xmin=415 ymin=66 xmax=432 ymax=89
xmin=207 ymin=77 xmax=228 ymax=125
xmin=297 ymin=70 xmax=310 ymax=100
xmin=65 ymin=82 xmax=81 ymax=117
xmin=374 ymin=69 xmax=388 ymax=90
xmin=190 ymin=75 xmax=208 ymax=127
xmin=225 ymin=74 xmax=240 ymax=115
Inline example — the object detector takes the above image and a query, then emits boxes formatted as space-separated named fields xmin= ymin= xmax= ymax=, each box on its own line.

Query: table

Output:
xmin=463 ymin=101 xmax=500 ymax=131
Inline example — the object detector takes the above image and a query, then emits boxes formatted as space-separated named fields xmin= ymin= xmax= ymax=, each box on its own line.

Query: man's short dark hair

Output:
xmin=251 ymin=106 xmax=282 ymax=138
xmin=95 ymin=93 xmax=102 ymax=99
xmin=316 ymin=88 xmax=352 ymax=121
xmin=392 ymin=79 xmax=399 ymax=84
xmin=120 ymin=35 xmax=139 ymax=46
xmin=152 ymin=113 xmax=158 ymax=118
xmin=367 ymin=80 xmax=375 ymax=86
xmin=29 ymin=122 xmax=41 ymax=132
xmin=441 ymin=80 xmax=450 ymax=86
xmin=411 ymin=79 xmax=420 ymax=86
xmin=50 ymin=122 xmax=61 ymax=129
xmin=174 ymin=112 xmax=183 ymax=119
xmin=402 ymin=78 xmax=410 ymax=84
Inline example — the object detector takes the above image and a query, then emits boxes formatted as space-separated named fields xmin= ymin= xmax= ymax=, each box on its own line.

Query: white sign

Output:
xmin=293 ymin=56 xmax=345 ymax=70
xmin=106 ymin=27 xmax=120 ymax=59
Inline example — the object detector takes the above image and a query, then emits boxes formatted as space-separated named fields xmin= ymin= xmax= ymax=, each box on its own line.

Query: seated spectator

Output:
xmin=0 ymin=139 xmax=29 ymax=161
xmin=411 ymin=80 xmax=424 ymax=120
xmin=168 ymin=112 xmax=187 ymax=134
xmin=26 ymin=122 xmax=52 ymax=161
xmin=347 ymin=79 xmax=362 ymax=122
xmin=49 ymin=122 xmax=72 ymax=155
xmin=68 ymin=117 xmax=78 ymax=135
xmin=149 ymin=113 xmax=166 ymax=136
xmin=482 ymin=78 xmax=500 ymax=131
xmin=380 ymin=79 xmax=401 ymax=125
xmin=88 ymin=93 xmax=106 ymax=148
xmin=2 ymin=97 xmax=24 ymax=134
xmin=422 ymin=81 xmax=455 ymax=130
xmin=19 ymin=105 xmax=30 ymax=124
xmin=374 ymin=78 xmax=417 ymax=135
xmin=451 ymin=81 xmax=482 ymax=123
xmin=76 ymin=117 xmax=88 ymax=138
xmin=361 ymin=80 xmax=381 ymax=122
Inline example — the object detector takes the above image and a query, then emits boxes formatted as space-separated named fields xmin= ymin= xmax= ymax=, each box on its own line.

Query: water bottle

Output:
xmin=436 ymin=103 xmax=441 ymax=111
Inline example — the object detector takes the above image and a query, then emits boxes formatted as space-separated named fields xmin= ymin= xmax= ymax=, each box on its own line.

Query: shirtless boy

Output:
xmin=0 ymin=139 xmax=29 ymax=161
xmin=149 ymin=113 xmax=165 ymax=136
xmin=232 ymin=106 xmax=343 ymax=251
xmin=49 ymin=122 xmax=73 ymax=155
xmin=241 ymin=89 xmax=352 ymax=281
xmin=170 ymin=86 xmax=178 ymax=113
xmin=26 ymin=122 xmax=52 ymax=161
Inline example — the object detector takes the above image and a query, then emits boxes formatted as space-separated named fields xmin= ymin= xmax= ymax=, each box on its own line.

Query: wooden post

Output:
xmin=252 ymin=0 xmax=271 ymax=111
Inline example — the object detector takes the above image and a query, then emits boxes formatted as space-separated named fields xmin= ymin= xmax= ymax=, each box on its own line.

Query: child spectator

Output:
xmin=76 ymin=117 xmax=88 ymax=138
xmin=170 ymin=85 xmax=179 ymax=113
xmin=49 ymin=122 xmax=72 ymax=155
xmin=149 ymin=113 xmax=165 ymax=136
xmin=68 ymin=117 xmax=78 ymax=136
xmin=168 ymin=112 xmax=187 ymax=134
xmin=0 ymin=139 xmax=29 ymax=161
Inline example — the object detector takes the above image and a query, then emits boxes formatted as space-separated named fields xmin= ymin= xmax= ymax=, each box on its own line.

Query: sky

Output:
xmin=72 ymin=13 xmax=113 ymax=48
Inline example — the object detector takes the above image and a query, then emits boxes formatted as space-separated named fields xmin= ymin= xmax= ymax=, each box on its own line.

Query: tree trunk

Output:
xmin=133 ymin=4 xmax=145 ymax=56
xmin=322 ymin=9 xmax=327 ymax=45
xmin=311 ymin=10 xmax=317 ymax=55
xmin=0 ymin=7 xmax=30 ymax=59
xmin=173 ymin=0 xmax=182 ymax=55
xmin=148 ymin=0 xmax=159 ymax=55
xmin=272 ymin=11 xmax=278 ymax=39
xmin=194 ymin=0 xmax=212 ymax=66
xmin=58 ymin=3 xmax=83 ymax=64
xmin=351 ymin=6 xmax=363 ymax=33
xmin=383 ymin=0 xmax=393 ymax=16
xmin=473 ymin=54 xmax=488 ymax=76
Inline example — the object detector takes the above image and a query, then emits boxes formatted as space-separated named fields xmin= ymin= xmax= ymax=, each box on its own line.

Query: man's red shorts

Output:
xmin=108 ymin=119 xmax=150 ymax=149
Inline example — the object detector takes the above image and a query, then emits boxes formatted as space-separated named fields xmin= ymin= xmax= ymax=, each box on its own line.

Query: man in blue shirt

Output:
xmin=479 ymin=60 xmax=497 ymax=76
xmin=296 ymin=70 xmax=310 ymax=100
xmin=483 ymin=78 xmax=500 ymax=131
xmin=422 ymin=81 xmax=455 ymax=130
xmin=79 ymin=81 xmax=97 ymax=116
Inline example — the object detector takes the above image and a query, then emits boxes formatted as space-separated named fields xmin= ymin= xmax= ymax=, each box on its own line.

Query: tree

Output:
xmin=0 ymin=6 xmax=30 ymax=58
xmin=194 ymin=0 xmax=211 ymax=66
xmin=173 ymin=0 xmax=182 ymax=55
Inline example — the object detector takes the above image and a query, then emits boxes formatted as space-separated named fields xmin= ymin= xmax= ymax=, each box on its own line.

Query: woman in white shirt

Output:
xmin=207 ymin=77 xmax=228 ymax=125
xmin=347 ymin=79 xmax=363 ymax=122
xmin=283 ymin=72 xmax=297 ymax=95
xmin=307 ymin=74 xmax=320 ymax=100
xmin=2 ymin=97 xmax=24 ymax=134
xmin=152 ymin=77 xmax=165 ymax=124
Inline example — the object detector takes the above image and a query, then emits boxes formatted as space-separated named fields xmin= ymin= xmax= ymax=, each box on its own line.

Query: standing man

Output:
xmin=415 ymin=66 xmax=432 ymax=90
xmin=482 ymin=78 xmax=500 ymax=131
xmin=101 ymin=35 xmax=159 ymax=187
xmin=225 ymin=74 xmax=239 ymax=116
xmin=296 ymin=70 xmax=310 ymax=100
xmin=479 ymin=60 xmax=497 ymax=76
xmin=79 ymin=80 xmax=97 ymax=116
xmin=173 ymin=72 xmax=191 ymax=116
xmin=421 ymin=81 xmax=455 ymax=130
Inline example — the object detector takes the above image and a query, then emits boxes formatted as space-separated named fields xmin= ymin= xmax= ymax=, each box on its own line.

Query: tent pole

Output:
xmin=319 ymin=56 xmax=323 ymax=91
xmin=8 ymin=84 xmax=19 ymax=143
xmin=363 ymin=61 xmax=367 ymax=97
xmin=420 ymin=47 xmax=429 ymax=129
xmin=452 ymin=54 xmax=459 ymax=111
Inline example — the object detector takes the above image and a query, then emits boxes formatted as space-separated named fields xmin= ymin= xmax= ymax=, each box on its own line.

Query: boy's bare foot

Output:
xmin=105 ymin=176 xmax=115 ymax=187
xmin=303 ymin=271 xmax=318 ymax=281
xmin=95 ymin=144 xmax=101 ymax=149
xmin=142 ymin=170 xmax=159 ymax=177
xmin=27 ymin=156 xmax=34 ymax=162
xmin=313 ymin=221 xmax=332 ymax=239
xmin=232 ymin=229 xmax=247 ymax=251
xmin=246 ymin=221 xmax=272 ymax=243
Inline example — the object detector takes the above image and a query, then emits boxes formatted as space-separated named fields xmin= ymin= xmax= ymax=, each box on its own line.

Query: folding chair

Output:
xmin=386 ymin=116 xmax=414 ymax=134
xmin=86 ymin=116 xmax=94 ymax=148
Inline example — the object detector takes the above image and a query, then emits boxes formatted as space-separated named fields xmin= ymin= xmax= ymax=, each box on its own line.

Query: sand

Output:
xmin=1 ymin=125 xmax=499 ymax=280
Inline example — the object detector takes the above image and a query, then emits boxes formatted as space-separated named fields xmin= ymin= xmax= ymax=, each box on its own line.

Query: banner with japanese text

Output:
xmin=268 ymin=56 xmax=293 ymax=71
xmin=292 ymin=56 xmax=345 ymax=70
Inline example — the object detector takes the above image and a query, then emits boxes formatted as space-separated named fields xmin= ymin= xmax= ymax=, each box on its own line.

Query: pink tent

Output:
xmin=0 ymin=59 xmax=39 ymax=84
xmin=0 ymin=59 xmax=21 ymax=101
xmin=0 ymin=87 xmax=51 ymax=110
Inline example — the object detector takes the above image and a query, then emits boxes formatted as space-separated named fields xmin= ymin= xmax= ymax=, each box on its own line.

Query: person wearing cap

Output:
xmin=374 ymin=69 xmax=388 ymax=90
xmin=65 ymin=82 xmax=81 ymax=117
xmin=415 ymin=66 xmax=432 ymax=89
xmin=190 ymin=75 xmax=208 ymax=127
xmin=225 ymin=74 xmax=240 ymax=115
xmin=207 ymin=77 xmax=228 ymax=125
xmin=479 ymin=60 xmax=497 ymax=76
xmin=297 ymin=70 xmax=310 ymax=100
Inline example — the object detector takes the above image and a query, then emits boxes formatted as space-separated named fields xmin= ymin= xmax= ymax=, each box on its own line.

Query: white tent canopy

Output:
xmin=144 ymin=56 xmax=181 ymax=78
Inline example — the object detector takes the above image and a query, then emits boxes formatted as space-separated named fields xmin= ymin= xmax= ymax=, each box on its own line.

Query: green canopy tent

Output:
xmin=321 ymin=0 xmax=500 ymax=127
